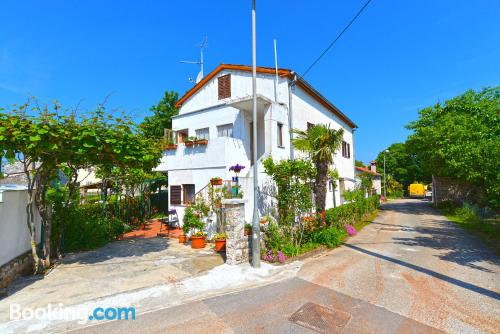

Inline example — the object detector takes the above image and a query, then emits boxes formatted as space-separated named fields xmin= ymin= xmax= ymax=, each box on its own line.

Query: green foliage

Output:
xmin=182 ymin=206 xmax=205 ymax=235
xmin=291 ymin=123 xmax=344 ymax=212
xmin=0 ymin=98 xmax=162 ymax=271
xmin=263 ymin=157 xmax=315 ymax=225
xmin=406 ymin=87 xmax=500 ymax=208
xmin=309 ymin=227 xmax=346 ymax=248
xmin=325 ymin=195 xmax=380 ymax=229
xmin=375 ymin=142 xmax=428 ymax=190
xmin=355 ymin=160 xmax=365 ymax=167
xmin=52 ymin=203 xmax=125 ymax=252
xmin=139 ymin=91 xmax=179 ymax=139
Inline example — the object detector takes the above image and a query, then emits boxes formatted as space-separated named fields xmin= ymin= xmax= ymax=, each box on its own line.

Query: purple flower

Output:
xmin=345 ymin=224 xmax=357 ymax=236
xmin=229 ymin=164 xmax=246 ymax=173
xmin=264 ymin=250 xmax=274 ymax=262
xmin=277 ymin=251 xmax=286 ymax=263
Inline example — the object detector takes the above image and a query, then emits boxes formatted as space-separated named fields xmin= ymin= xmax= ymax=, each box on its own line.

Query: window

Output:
xmin=170 ymin=185 xmax=182 ymax=205
xmin=218 ymin=74 xmax=231 ymax=100
xmin=307 ymin=122 xmax=315 ymax=131
xmin=183 ymin=184 xmax=195 ymax=205
xmin=277 ymin=123 xmax=284 ymax=147
xmin=195 ymin=127 xmax=209 ymax=140
xmin=217 ymin=123 xmax=233 ymax=137
xmin=342 ymin=141 xmax=351 ymax=158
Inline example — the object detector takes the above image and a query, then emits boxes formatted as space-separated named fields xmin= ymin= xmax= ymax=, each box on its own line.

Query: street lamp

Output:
xmin=251 ymin=0 xmax=261 ymax=268
xmin=383 ymin=149 xmax=389 ymax=197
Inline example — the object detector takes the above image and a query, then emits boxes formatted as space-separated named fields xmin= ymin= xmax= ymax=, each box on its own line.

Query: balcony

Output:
xmin=155 ymin=136 xmax=250 ymax=172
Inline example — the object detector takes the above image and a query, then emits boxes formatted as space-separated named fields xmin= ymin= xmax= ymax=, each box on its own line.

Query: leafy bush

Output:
xmin=309 ymin=227 xmax=346 ymax=248
xmin=182 ymin=206 xmax=205 ymax=235
xmin=325 ymin=195 xmax=380 ymax=228
xmin=53 ymin=203 xmax=126 ymax=252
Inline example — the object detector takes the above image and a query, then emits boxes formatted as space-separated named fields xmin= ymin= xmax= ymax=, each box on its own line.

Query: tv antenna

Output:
xmin=180 ymin=37 xmax=208 ymax=83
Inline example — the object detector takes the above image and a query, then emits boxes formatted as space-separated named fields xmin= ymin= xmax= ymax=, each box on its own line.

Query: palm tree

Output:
xmin=292 ymin=124 xmax=344 ymax=213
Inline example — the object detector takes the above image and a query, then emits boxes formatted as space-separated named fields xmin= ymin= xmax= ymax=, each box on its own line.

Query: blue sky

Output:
xmin=1 ymin=0 xmax=499 ymax=163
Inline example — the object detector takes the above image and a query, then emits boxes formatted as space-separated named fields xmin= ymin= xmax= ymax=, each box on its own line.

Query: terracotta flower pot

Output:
xmin=178 ymin=235 xmax=187 ymax=243
xmin=244 ymin=227 xmax=251 ymax=236
xmin=191 ymin=236 xmax=206 ymax=249
xmin=195 ymin=139 xmax=208 ymax=145
xmin=185 ymin=141 xmax=194 ymax=147
xmin=211 ymin=179 xmax=223 ymax=186
xmin=164 ymin=144 xmax=177 ymax=150
xmin=214 ymin=239 xmax=226 ymax=252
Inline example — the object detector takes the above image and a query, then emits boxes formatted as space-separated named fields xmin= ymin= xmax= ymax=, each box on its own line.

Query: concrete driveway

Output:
xmin=71 ymin=199 xmax=499 ymax=334
xmin=0 ymin=236 xmax=224 ymax=324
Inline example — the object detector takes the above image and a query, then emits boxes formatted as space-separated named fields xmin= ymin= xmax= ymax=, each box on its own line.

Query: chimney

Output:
xmin=370 ymin=161 xmax=377 ymax=173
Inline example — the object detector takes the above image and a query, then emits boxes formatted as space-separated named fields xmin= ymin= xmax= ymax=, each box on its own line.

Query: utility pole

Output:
xmin=384 ymin=149 xmax=388 ymax=197
xmin=251 ymin=0 xmax=261 ymax=268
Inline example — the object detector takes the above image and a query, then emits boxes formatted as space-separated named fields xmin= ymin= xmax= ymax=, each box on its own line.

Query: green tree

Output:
xmin=0 ymin=99 xmax=161 ymax=273
xmin=375 ymin=142 xmax=427 ymax=190
xmin=139 ymin=91 xmax=179 ymax=139
xmin=355 ymin=160 xmax=365 ymax=167
xmin=406 ymin=87 xmax=500 ymax=208
xmin=292 ymin=124 xmax=344 ymax=213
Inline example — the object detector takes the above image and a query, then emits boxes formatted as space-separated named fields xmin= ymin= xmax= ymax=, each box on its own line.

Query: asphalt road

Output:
xmin=70 ymin=199 xmax=500 ymax=334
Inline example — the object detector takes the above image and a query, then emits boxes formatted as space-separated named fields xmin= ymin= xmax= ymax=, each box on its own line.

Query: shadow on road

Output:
xmin=382 ymin=200 xmax=500 ymax=272
xmin=344 ymin=243 xmax=500 ymax=301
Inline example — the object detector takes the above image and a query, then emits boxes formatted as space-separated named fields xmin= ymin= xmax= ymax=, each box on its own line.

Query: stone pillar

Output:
xmin=222 ymin=199 xmax=249 ymax=265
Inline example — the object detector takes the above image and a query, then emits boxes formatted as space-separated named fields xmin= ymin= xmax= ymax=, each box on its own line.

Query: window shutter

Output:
xmin=170 ymin=185 xmax=182 ymax=205
xmin=218 ymin=74 xmax=231 ymax=100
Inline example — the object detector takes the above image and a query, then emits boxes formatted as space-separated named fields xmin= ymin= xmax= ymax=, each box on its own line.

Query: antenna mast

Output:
xmin=180 ymin=37 xmax=208 ymax=83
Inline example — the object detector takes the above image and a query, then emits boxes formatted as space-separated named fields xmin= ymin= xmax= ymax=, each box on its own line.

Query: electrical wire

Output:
xmin=301 ymin=0 xmax=373 ymax=78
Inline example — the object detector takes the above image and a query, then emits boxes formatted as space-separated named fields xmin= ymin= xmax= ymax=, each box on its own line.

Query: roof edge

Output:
xmin=175 ymin=63 xmax=357 ymax=129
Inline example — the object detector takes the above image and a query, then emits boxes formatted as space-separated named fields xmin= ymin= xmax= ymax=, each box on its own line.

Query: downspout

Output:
xmin=288 ymin=72 xmax=297 ymax=159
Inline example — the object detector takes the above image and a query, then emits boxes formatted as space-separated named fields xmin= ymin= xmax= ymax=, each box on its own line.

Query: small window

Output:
xmin=307 ymin=122 xmax=315 ymax=131
xmin=217 ymin=123 xmax=233 ymax=137
xmin=342 ymin=141 xmax=351 ymax=158
xmin=195 ymin=127 xmax=209 ymax=140
xmin=277 ymin=123 xmax=284 ymax=147
xmin=218 ymin=74 xmax=231 ymax=100
xmin=183 ymin=184 xmax=195 ymax=205
xmin=170 ymin=185 xmax=182 ymax=205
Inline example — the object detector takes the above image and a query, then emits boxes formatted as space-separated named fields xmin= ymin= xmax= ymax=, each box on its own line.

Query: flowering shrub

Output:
xmin=229 ymin=164 xmax=245 ymax=173
xmin=263 ymin=250 xmax=274 ymax=262
xmin=345 ymin=224 xmax=357 ymax=236
xmin=277 ymin=251 xmax=286 ymax=263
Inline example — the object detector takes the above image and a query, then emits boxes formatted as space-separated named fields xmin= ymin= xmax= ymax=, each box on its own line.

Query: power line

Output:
xmin=301 ymin=0 xmax=373 ymax=78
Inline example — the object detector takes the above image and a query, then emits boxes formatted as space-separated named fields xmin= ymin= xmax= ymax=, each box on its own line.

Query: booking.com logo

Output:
xmin=10 ymin=303 xmax=135 ymax=324
xmin=88 ymin=306 xmax=135 ymax=321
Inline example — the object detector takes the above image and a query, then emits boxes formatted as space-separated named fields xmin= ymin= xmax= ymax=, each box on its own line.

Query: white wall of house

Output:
xmin=0 ymin=187 xmax=41 ymax=266
xmin=156 ymin=67 xmax=357 ymax=224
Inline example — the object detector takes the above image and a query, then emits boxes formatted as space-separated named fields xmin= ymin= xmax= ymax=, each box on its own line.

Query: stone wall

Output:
xmin=432 ymin=176 xmax=483 ymax=206
xmin=222 ymin=199 xmax=250 ymax=265
xmin=0 ymin=251 xmax=33 ymax=290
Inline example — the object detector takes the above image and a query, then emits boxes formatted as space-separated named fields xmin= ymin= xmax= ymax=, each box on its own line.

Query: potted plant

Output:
xmin=191 ymin=231 xmax=206 ymax=249
xmin=163 ymin=138 xmax=178 ymax=150
xmin=244 ymin=223 xmax=252 ymax=236
xmin=183 ymin=206 xmax=206 ymax=248
xmin=214 ymin=233 xmax=226 ymax=252
xmin=184 ymin=136 xmax=196 ymax=147
xmin=195 ymin=138 xmax=208 ymax=145
xmin=210 ymin=177 xmax=223 ymax=186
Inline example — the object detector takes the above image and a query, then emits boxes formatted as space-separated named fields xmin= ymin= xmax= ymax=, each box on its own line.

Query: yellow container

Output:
xmin=408 ymin=183 xmax=425 ymax=198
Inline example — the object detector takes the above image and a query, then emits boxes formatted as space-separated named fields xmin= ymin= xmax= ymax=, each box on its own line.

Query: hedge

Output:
xmin=325 ymin=195 xmax=380 ymax=228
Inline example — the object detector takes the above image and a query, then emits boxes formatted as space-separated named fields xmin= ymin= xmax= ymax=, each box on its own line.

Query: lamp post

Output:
xmin=383 ymin=149 xmax=389 ymax=197
xmin=251 ymin=0 xmax=261 ymax=268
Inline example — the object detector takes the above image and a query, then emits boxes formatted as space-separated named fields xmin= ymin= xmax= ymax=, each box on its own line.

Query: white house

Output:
xmin=156 ymin=64 xmax=358 ymax=224
xmin=355 ymin=161 xmax=382 ymax=195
